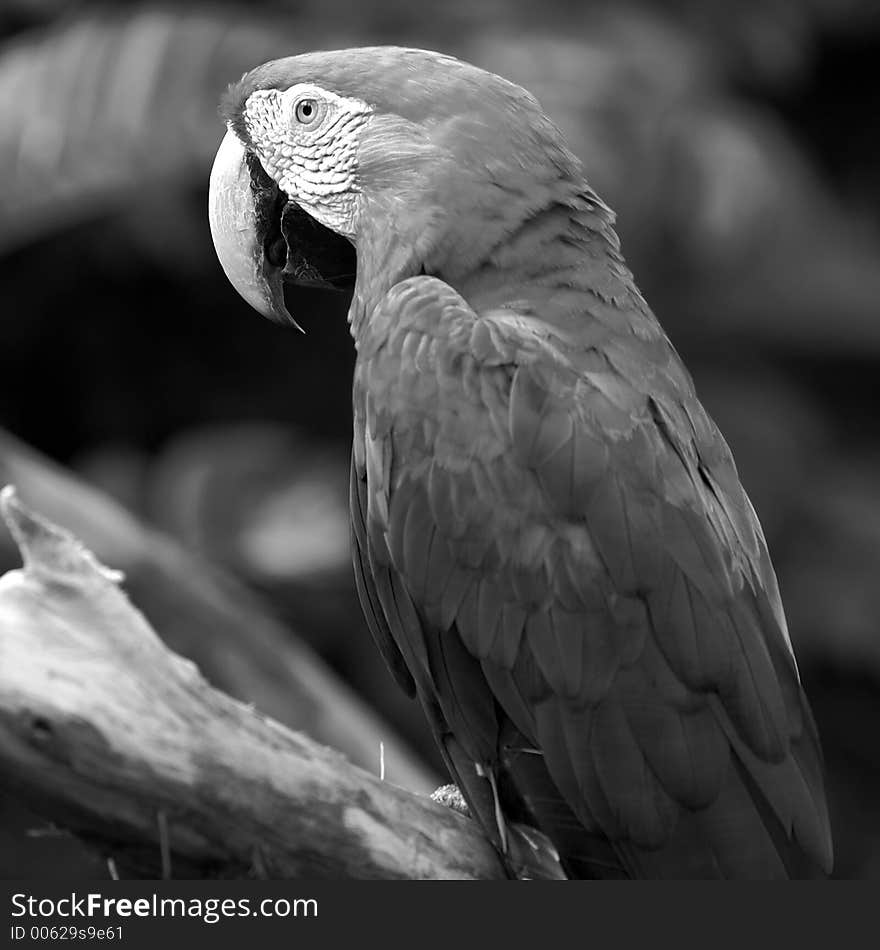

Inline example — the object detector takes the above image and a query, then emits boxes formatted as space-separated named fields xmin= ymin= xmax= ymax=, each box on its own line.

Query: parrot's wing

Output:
xmin=350 ymin=453 xmax=416 ymax=698
xmin=351 ymin=275 xmax=833 ymax=878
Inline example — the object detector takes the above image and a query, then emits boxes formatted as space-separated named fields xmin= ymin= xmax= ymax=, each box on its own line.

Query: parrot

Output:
xmin=207 ymin=46 xmax=833 ymax=879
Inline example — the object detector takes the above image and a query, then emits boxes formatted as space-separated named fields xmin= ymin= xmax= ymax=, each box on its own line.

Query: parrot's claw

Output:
xmin=507 ymin=824 xmax=568 ymax=880
xmin=430 ymin=783 xmax=471 ymax=817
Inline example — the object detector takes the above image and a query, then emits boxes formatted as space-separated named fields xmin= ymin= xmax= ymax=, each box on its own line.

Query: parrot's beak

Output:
xmin=208 ymin=128 xmax=293 ymax=325
xmin=208 ymin=128 xmax=356 ymax=329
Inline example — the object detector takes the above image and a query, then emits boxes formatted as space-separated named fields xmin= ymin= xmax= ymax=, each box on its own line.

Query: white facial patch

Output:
xmin=243 ymin=83 xmax=372 ymax=236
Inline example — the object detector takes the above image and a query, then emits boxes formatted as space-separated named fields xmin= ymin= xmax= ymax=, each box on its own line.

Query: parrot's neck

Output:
xmin=349 ymin=182 xmax=639 ymax=343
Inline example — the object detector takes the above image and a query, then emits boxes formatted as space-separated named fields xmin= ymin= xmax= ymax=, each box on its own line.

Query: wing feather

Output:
xmin=350 ymin=275 xmax=832 ymax=877
xmin=350 ymin=456 xmax=416 ymax=697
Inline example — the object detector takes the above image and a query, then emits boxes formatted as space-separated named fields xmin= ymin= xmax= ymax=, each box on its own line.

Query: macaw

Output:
xmin=207 ymin=47 xmax=833 ymax=879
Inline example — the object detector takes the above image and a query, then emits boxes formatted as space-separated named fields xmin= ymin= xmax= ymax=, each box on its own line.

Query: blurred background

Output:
xmin=1 ymin=0 xmax=879 ymax=879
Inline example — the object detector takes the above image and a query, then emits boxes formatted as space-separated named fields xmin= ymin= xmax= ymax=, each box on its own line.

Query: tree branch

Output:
xmin=0 ymin=429 xmax=434 ymax=795
xmin=0 ymin=486 xmax=505 ymax=879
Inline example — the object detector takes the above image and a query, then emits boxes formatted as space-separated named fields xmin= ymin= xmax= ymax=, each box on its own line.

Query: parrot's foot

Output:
xmin=507 ymin=824 xmax=568 ymax=880
xmin=475 ymin=763 xmax=566 ymax=879
xmin=430 ymin=783 xmax=471 ymax=817
xmin=432 ymin=778 xmax=565 ymax=879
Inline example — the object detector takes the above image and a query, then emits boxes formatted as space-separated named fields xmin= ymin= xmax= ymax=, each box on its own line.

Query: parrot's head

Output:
xmin=208 ymin=47 xmax=584 ymax=326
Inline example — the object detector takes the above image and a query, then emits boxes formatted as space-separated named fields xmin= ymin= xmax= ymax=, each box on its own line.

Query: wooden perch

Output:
xmin=0 ymin=429 xmax=433 ymax=794
xmin=0 ymin=487 xmax=504 ymax=879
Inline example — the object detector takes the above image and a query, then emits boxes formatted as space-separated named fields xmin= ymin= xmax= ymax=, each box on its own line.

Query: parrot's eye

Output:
xmin=294 ymin=98 xmax=320 ymax=125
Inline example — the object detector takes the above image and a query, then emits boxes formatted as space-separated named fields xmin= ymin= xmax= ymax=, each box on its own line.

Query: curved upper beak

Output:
xmin=208 ymin=128 xmax=294 ymax=325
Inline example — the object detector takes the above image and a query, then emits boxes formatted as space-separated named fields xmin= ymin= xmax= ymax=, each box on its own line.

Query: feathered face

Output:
xmin=239 ymin=83 xmax=371 ymax=238
xmin=209 ymin=47 xmax=579 ymax=325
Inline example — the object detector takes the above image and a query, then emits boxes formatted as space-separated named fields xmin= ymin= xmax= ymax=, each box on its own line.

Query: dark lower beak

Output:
xmin=208 ymin=128 xmax=356 ymax=327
